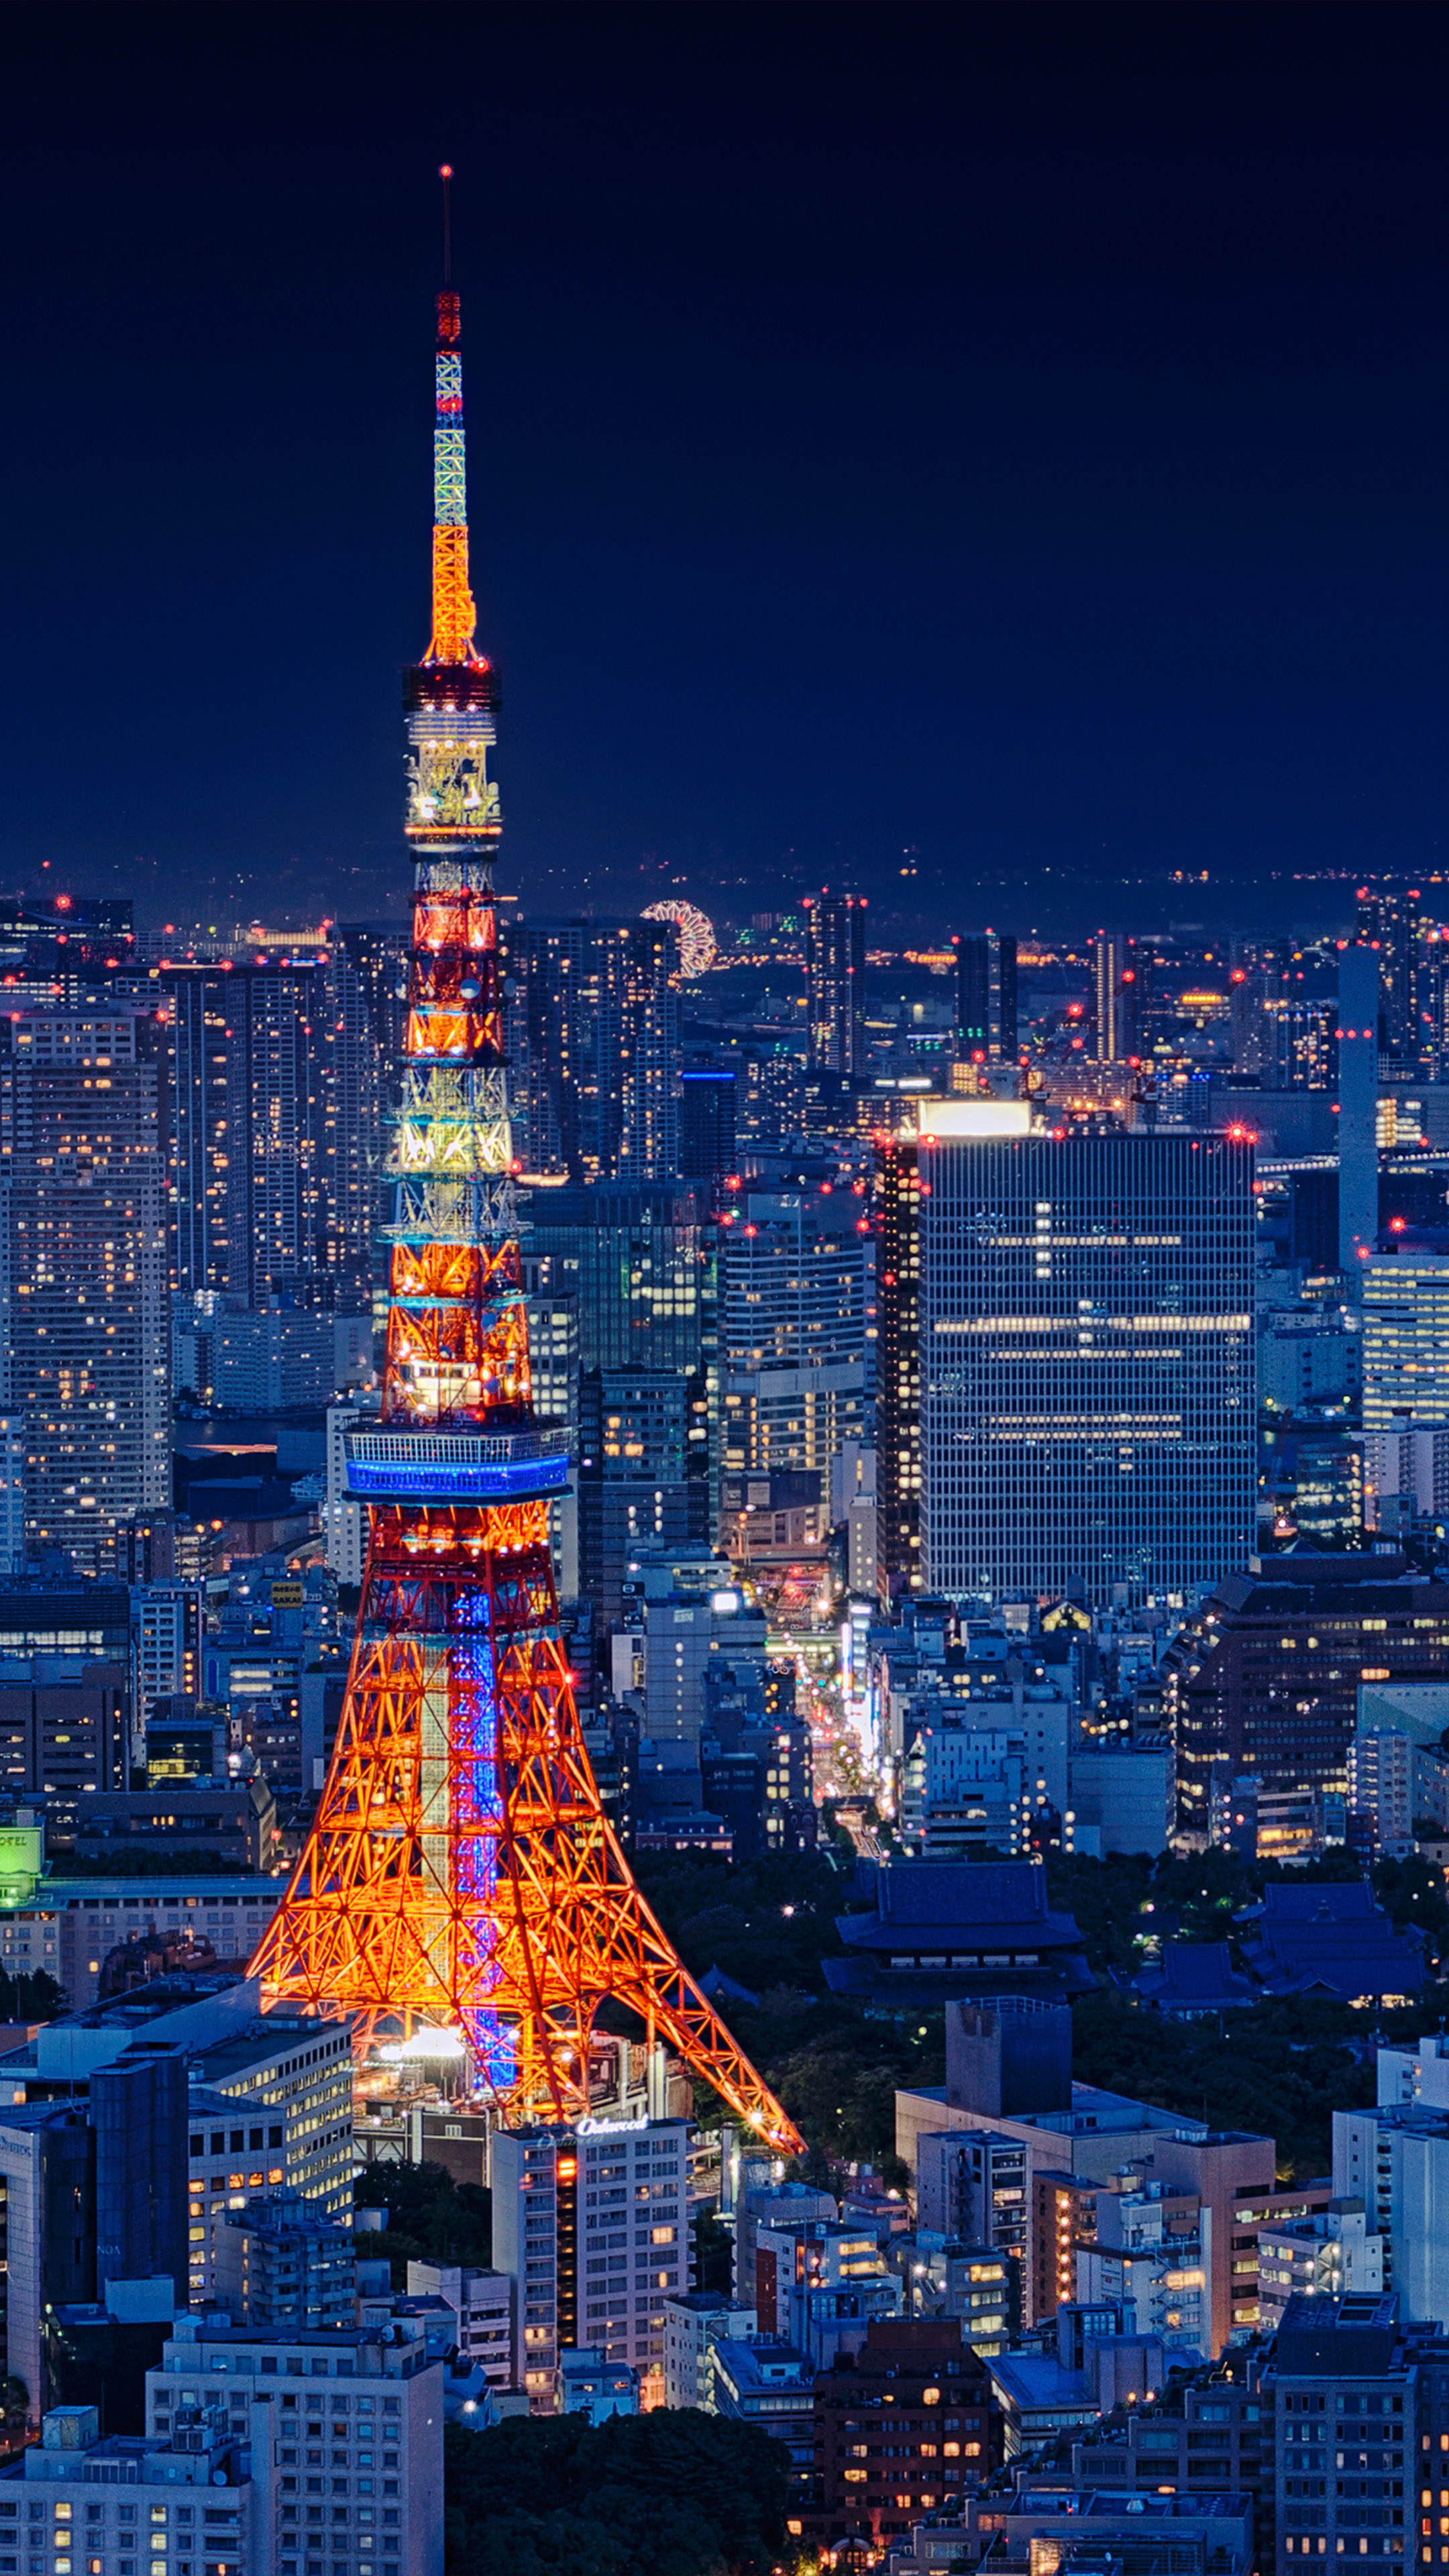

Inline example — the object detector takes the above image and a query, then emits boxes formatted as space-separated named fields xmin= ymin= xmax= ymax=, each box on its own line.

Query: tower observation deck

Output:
xmin=250 ymin=176 xmax=801 ymax=2150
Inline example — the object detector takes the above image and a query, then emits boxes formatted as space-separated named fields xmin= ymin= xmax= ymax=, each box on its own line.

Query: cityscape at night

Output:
xmin=6 ymin=6 xmax=1449 ymax=2575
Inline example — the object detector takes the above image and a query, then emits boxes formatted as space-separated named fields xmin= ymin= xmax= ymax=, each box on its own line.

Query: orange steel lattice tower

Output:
xmin=251 ymin=178 xmax=801 ymax=2152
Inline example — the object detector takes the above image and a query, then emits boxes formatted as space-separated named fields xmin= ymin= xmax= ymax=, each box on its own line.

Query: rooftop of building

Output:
xmin=193 ymin=2018 xmax=352 ymax=2083
xmin=2 ymin=1876 xmax=283 ymax=1910
xmin=987 ymin=2489 xmax=1252 ymax=2524
xmin=1130 ymin=1942 xmax=1258 ymax=2014
xmin=663 ymin=2290 xmax=759 ymax=2315
xmin=166 ymin=2319 xmax=433 ymax=2355
xmin=710 ymin=2337 xmax=814 ymax=2387
xmin=1269 ymin=2290 xmax=1407 ymax=2373
xmin=835 ymin=1860 xmax=1087 ymax=1949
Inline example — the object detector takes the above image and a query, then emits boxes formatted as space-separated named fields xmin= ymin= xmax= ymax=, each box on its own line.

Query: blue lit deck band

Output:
xmin=345 ymin=1424 xmax=570 ymax=1505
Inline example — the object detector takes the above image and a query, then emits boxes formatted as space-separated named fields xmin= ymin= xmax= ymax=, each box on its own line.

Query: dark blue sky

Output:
xmin=3 ymin=1 xmax=1448 ymax=938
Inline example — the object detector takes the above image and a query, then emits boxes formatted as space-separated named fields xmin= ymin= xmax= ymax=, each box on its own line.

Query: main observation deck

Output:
xmin=344 ymin=1422 xmax=570 ymax=1507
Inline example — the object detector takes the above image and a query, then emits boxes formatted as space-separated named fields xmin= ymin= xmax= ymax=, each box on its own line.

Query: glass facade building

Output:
xmin=918 ymin=1126 xmax=1254 ymax=1608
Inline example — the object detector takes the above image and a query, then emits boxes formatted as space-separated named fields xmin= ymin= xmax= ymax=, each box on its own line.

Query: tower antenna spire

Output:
xmin=425 ymin=166 xmax=476 ymax=667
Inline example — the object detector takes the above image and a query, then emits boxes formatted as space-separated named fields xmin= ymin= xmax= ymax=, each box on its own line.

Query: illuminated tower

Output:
xmin=251 ymin=178 xmax=799 ymax=2149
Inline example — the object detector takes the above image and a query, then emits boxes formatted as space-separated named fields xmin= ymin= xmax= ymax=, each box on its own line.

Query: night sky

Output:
xmin=3 ymin=2 xmax=1448 ymax=939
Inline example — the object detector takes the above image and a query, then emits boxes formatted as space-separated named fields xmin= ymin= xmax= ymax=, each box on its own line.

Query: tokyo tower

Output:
xmin=251 ymin=174 xmax=801 ymax=2153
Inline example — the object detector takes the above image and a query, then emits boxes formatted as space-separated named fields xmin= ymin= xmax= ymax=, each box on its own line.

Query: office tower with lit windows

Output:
xmin=918 ymin=1109 xmax=1254 ymax=1607
xmin=0 ymin=1012 xmax=169 ymax=1574
xmin=679 ymin=1064 xmax=737 ymax=1187
xmin=720 ymin=1189 xmax=871 ymax=1483
xmin=1356 ymin=878 xmax=1436 ymax=1072
xmin=515 ymin=916 xmax=680 ymax=1181
xmin=873 ymin=1129 xmax=922 ymax=1599
xmin=527 ymin=1187 xmax=711 ymax=1615
xmin=579 ymin=1367 xmax=710 ymax=1621
xmin=1091 ymin=934 xmax=1148 ymax=1064
xmin=804 ymin=891 xmax=867 ymax=1074
xmin=156 ymin=941 xmax=395 ymax=1312
xmin=1362 ymin=1243 xmax=1449 ymax=1428
xmin=523 ymin=1186 xmax=704 ymax=1374
xmin=955 ymin=933 xmax=1018 ymax=1063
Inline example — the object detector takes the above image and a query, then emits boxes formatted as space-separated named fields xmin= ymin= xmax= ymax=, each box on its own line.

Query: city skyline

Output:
xmin=3 ymin=4 xmax=1449 ymax=936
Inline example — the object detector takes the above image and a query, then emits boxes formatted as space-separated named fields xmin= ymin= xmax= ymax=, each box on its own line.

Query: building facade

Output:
xmin=918 ymin=1118 xmax=1254 ymax=1609
xmin=515 ymin=920 xmax=680 ymax=1182
xmin=0 ymin=1015 xmax=168 ymax=1574
xmin=873 ymin=1130 xmax=922 ymax=1599
xmin=956 ymin=934 xmax=1018 ymax=1064
xmin=804 ymin=894 xmax=867 ymax=1076
xmin=492 ymin=2116 xmax=689 ymax=2406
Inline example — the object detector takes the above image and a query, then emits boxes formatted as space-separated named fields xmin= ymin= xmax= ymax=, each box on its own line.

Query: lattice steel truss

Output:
xmin=251 ymin=233 xmax=801 ymax=2153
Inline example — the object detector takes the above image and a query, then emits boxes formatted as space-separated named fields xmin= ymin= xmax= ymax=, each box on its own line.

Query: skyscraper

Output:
xmin=1091 ymin=933 xmax=1148 ymax=1064
xmin=804 ymin=891 xmax=867 ymax=1074
xmin=0 ymin=1012 xmax=169 ymax=1572
xmin=523 ymin=1185 xmax=704 ymax=1374
xmin=1338 ymin=941 xmax=1379 ymax=1279
xmin=679 ymin=1064 xmax=737 ymax=1187
xmin=720 ymin=1188 xmax=872 ymax=1481
xmin=515 ymin=916 xmax=680 ymax=1181
xmin=918 ymin=1108 xmax=1254 ymax=1607
xmin=873 ymin=1128 xmax=922 ymax=1599
xmin=1355 ymin=878 xmax=1434 ymax=1071
xmin=157 ymin=948 xmax=383 ymax=1310
xmin=252 ymin=180 xmax=797 ymax=2151
xmin=955 ymin=932 xmax=1018 ymax=1063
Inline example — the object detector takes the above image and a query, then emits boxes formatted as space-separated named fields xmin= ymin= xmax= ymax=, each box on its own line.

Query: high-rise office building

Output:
xmin=522 ymin=1186 xmax=704 ymax=1373
xmin=515 ymin=916 xmax=680 ymax=1180
xmin=1091 ymin=934 xmax=1148 ymax=1064
xmin=1362 ymin=1244 xmax=1449 ymax=1426
xmin=679 ymin=1065 xmax=737 ymax=1186
xmin=720 ymin=1189 xmax=872 ymax=1481
xmin=955 ymin=933 xmax=1018 ymax=1063
xmin=579 ymin=1368 xmax=710 ymax=1621
xmin=1165 ymin=1554 xmax=1449 ymax=1839
xmin=918 ymin=1110 xmax=1254 ymax=1607
xmin=0 ymin=1014 xmax=169 ymax=1572
xmin=1356 ymin=879 xmax=1435 ymax=1071
xmin=873 ymin=1129 xmax=922 ymax=1599
xmin=804 ymin=892 xmax=867 ymax=1074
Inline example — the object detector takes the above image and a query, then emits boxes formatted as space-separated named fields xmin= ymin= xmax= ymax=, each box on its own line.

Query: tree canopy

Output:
xmin=443 ymin=2409 xmax=790 ymax=2576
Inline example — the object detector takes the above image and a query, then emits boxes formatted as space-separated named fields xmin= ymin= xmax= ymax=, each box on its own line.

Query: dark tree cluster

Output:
xmin=443 ymin=2410 xmax=790 ymax=2576
xmin=354 ymin=2161 xmax=492 ymax=2292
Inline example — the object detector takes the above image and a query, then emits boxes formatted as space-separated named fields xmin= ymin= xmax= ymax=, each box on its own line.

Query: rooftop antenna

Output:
xmin=439 ymin=162 xmax=453 ymax=286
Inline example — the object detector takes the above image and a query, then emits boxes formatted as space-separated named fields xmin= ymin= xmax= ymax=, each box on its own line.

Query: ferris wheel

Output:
xmin=642 ymin=898 xmax=717 ymax=979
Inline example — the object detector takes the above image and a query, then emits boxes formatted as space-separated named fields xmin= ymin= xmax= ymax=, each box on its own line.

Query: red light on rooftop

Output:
xmin=54 ymin=894 xmax=72 ymax=912
xmin=1391 ymin=1216 xmax=1407 ymax=1232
